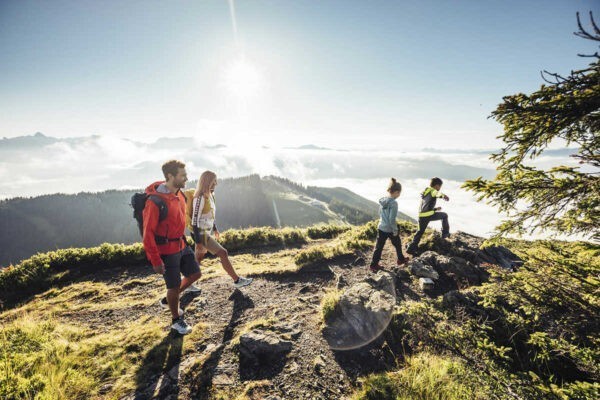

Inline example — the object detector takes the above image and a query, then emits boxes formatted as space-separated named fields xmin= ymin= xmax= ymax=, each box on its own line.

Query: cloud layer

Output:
xmin=0 ymin=133 xmax=580 ymax=238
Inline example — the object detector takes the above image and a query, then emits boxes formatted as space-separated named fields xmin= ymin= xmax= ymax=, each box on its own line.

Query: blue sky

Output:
xmin=1 ymin=0 xmax=598 ymax=149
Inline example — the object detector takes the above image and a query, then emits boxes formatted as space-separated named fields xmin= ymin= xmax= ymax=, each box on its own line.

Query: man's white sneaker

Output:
xmin=233 ymin=276 xmax=253 ymax=288
xmin=171 ymin=317 xmax=192 ymax=335
xmin=159 ymin=297 xmax=183 ymax=316
xmin=183 ymin=284 xmax=202 ymax=294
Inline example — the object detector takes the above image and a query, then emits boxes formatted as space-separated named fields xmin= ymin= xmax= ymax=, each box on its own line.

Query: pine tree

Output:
xmin=464 ymin=12 xmax=600 ymax=240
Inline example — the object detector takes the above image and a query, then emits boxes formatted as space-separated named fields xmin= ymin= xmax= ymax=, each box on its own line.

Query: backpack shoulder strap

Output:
xmin=148 ymin=195 xmax=168 ymax=221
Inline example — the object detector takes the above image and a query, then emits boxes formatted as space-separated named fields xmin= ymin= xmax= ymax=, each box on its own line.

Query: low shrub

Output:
xmin=307 ymin=224 xmax=351 ymax=239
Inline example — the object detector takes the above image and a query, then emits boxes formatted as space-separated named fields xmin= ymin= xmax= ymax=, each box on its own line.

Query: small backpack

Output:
xmin=183 ymin=189 xmax=196 ymax=231
xmin=130 ymin=193 xmax=168 ymax=236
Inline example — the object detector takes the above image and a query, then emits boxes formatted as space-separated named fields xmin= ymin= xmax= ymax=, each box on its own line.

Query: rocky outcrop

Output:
xmin=427 ymin=232 xmax=523 ymax=270
xmin=417 ymin=250 xmax=488 ymax=286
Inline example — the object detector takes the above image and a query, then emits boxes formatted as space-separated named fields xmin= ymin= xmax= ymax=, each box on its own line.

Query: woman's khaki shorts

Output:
xmin=195 ymin=233 xmax=225 ymax=255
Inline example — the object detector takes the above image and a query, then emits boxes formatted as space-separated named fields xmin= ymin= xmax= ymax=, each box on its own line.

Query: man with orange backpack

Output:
xmin=140 ymin=160 xmax=200 ymax=335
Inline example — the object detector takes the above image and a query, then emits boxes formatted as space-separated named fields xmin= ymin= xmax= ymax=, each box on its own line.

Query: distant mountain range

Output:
xmin=0 ymin=174 xmax=413 ymax=266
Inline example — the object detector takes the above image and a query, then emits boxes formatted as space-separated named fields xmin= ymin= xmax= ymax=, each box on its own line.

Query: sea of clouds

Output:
xmin=0 ymin=133 xmax=581 ymax=238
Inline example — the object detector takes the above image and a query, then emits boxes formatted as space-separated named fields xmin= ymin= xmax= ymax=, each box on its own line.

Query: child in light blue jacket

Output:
xmin=369 ymin=178 xmax=407 ymax=272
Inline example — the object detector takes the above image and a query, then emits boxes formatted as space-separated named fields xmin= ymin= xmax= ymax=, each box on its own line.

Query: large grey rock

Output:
xmin=407 ymin=258 xmax=439 ymax=280
xmin=239 ymin=329 xmax=293 ymax=364
xmin=324 ymin=272 xmax=396 ymax=349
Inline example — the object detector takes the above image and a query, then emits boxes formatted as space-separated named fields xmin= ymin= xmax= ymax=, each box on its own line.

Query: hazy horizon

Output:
xmin=0 ymin=131 xmax=585 ymax=239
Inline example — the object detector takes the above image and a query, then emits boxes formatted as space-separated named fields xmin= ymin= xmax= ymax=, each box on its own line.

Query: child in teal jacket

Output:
xmin=370 ymin=178 xmax=407 ymax=272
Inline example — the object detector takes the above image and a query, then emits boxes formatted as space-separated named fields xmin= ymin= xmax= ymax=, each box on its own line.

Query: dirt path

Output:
xmin=123 ymin=237 xmax=420 ymax=399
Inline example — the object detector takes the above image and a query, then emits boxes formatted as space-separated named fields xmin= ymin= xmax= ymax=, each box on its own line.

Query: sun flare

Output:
xmin=223 ymin=57 xmax=262 ymax=99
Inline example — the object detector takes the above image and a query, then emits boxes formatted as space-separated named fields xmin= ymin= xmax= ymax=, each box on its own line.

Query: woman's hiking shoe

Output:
xmin=183 ymin=284 xmax=202 ymax=294
xmin=397 ymin=258 xmax=408 ymax=266
xmin=369 ymin=264 xmax=385 ymax=273
xmin=159 ymin=297 xmax=183 ymax=317
xmin=171 ymin=317 xmax=192 ymax=335
xmin=233 ymin=276 xmax=253 ymax=288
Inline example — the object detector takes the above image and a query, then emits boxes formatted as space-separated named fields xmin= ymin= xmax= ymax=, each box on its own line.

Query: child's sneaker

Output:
xmin=171 ymin=317 xmax=192 ymax=335
xmin=159 ymin=297 xmax=183 ymax=316
xmin=183 ymin=284 xmax=202 ymax=294
xmin=369 ymin=264 xmax=385 ymax=273
xmin=233 ymin=276 xmax=253 ymax=288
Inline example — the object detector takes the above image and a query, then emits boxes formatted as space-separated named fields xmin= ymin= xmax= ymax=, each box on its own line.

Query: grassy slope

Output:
xmin=0 ymin=223 xmax=376 ymax=399
xmin=1 ymin=224 xmax=598 ymax=400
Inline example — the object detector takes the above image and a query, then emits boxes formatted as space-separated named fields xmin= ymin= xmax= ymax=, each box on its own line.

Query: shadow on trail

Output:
xmin=192 ymin=289 xmax=254 ymax=400
xmin=133 ymin=331 xmax=183 ymax=399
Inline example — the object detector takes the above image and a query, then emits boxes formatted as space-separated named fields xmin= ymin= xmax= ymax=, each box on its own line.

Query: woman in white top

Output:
xmin=192 ymin=170 xmax=252 ymax=288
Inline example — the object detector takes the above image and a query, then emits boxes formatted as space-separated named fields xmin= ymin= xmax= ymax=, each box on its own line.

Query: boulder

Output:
xmin=239 ymin=329 xmax=293 ymax=365
xmin=324 ymin=272 xmax=396 ymax=349
xmin=407 ymin=259 xmax=439 ymax=280
xmin=411 ymin=250 xmax=489 ymax=287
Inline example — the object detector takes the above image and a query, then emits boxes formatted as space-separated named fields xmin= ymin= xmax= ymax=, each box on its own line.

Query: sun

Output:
xmin=223 ymin=57 xmax=262 ymax=99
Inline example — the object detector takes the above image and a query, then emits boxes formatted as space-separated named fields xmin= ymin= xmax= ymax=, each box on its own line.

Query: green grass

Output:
xmin=0 ymin=313 xmax=203 ymax=399
xmin=320 ymin=288 xmax=342 ymax=323
xmin=218 ymin=226 xmax=307 ymax=252
xmin=294 ymin=221 xmax=379 ymax=267
xmin=0 ymin=224 xmax=346 ymax=306
xmin=307 ymin=224 xmax=351 ymax=239
xmin=352 ymin=352 xmax=492 ymax=400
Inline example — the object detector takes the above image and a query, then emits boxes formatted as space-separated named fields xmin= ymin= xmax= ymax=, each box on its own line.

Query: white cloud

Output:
xmin=0 ymin=133 xmax=583 ymax=239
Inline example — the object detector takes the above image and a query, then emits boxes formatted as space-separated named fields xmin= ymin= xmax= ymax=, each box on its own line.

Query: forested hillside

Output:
xmin=0 ymin=175 xmax=398 ymax=266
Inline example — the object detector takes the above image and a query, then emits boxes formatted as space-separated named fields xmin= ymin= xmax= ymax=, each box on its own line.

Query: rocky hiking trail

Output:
xmin=5 ymin=232 xmax=521 ymax=400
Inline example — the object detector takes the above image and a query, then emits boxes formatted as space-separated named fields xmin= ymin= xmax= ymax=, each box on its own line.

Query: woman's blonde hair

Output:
xmin=195 ymin=170 xmax=217 ymax=198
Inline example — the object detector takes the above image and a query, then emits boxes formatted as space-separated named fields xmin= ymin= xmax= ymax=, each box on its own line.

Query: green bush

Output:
xmin=218 ymin=226 xmax=307 ymax=251
xmin=307 ymin=224 xmax=351 ymax=239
